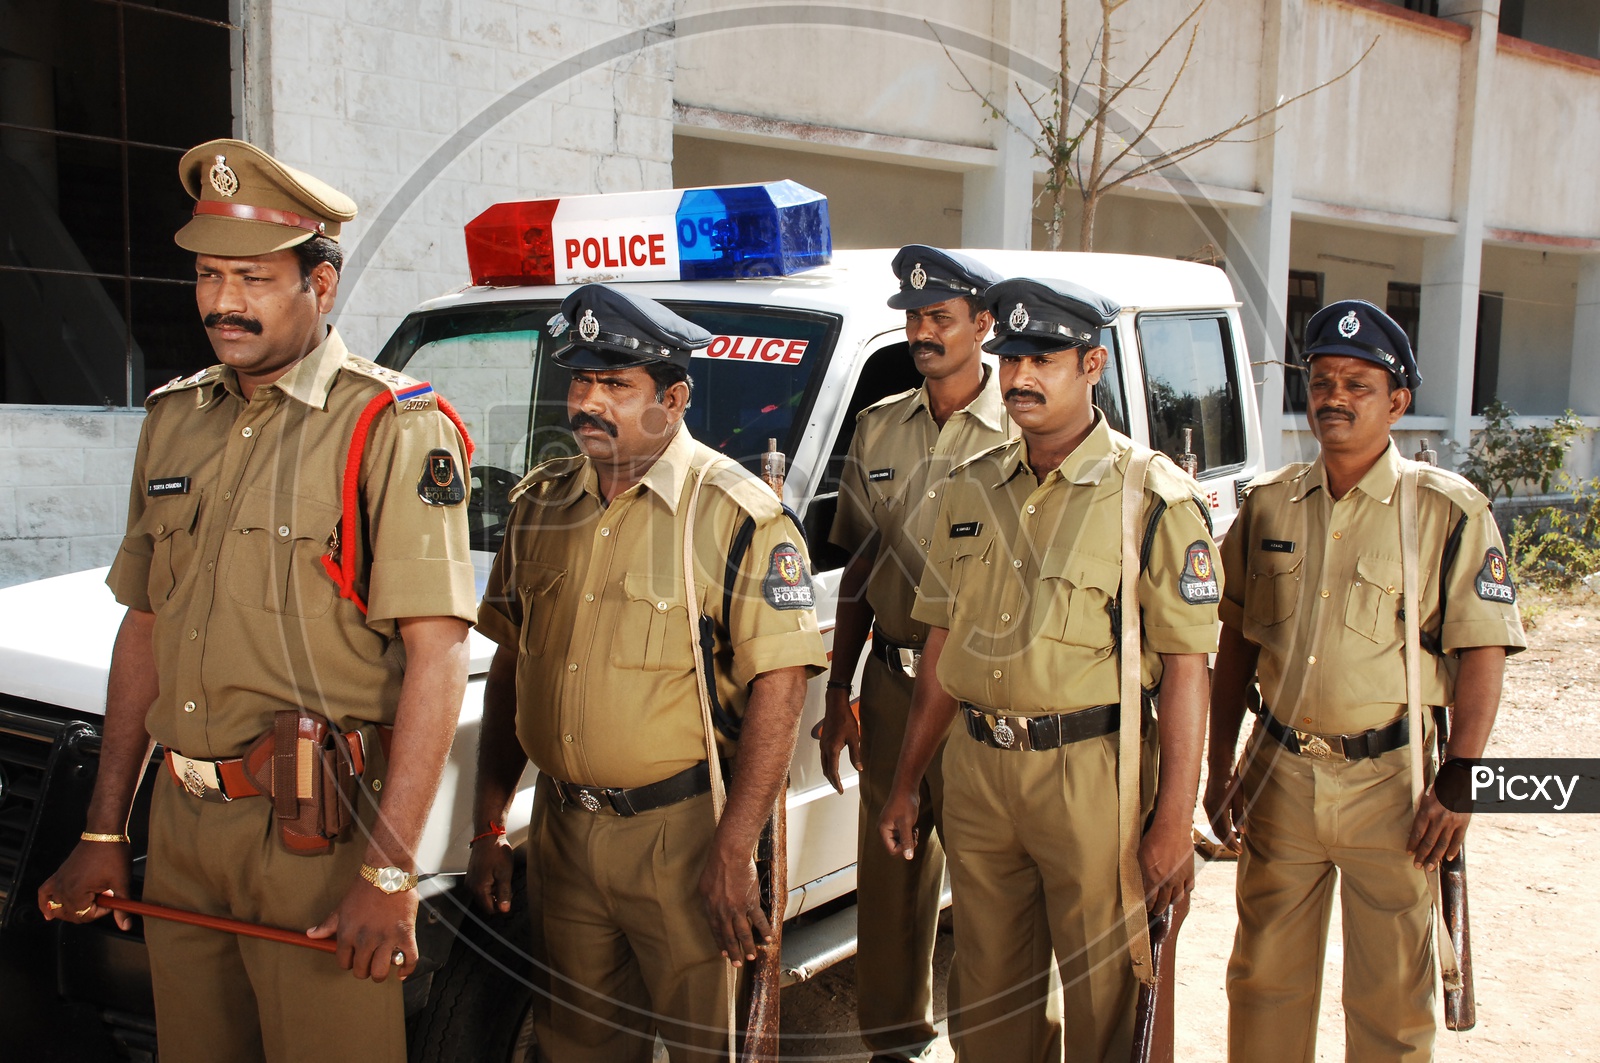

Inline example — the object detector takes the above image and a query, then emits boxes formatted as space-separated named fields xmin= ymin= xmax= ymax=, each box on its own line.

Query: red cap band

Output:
xmin=192 ymin=199 xmax=327 ymax=234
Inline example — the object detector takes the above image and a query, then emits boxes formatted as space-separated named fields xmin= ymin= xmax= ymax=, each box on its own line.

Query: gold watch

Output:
xmin=360 ymin=864 xmax=419 ymax=894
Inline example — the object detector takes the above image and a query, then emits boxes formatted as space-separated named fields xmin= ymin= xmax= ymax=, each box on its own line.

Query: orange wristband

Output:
xmin=469 ymin=824 xmax=506 ymax=847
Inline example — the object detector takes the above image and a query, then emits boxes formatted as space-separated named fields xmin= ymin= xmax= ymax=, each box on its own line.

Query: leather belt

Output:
xmin=962 ymin=700 xmax=1136 ymax=752
xmin=164 ymin=726 xmax=389 ymax=803
xmin=871 ymin=625 xmax=922 ymax=678
xmin=1257 ymin=707 xmax=1410 ymax=762
xmin=550 ymin=760 xmax=714 ymax=816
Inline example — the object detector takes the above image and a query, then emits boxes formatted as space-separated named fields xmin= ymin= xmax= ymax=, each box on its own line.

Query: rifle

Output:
xmin=740 ymin=791 xmax=787 ymax=1061
xmin=736 ymin=438 xmax=790 ymax=1062
xmin=1129 ymin=900 xmax=1182 ymax=1063
xmin=1433 ymin=705 xmax=1476 ymax=1031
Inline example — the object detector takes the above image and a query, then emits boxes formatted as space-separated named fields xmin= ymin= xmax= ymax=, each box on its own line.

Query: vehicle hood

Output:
xmin=0 ymin=568 xmax=121 ymax=715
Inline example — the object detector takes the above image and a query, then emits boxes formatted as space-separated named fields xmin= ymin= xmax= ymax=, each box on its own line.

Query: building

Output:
xmin=1 ymin=0 xmax=1596 ymax=585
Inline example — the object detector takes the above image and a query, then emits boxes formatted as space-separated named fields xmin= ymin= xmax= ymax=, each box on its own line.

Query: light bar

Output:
xmin=464 ymin=181 xmax=831 ymax=287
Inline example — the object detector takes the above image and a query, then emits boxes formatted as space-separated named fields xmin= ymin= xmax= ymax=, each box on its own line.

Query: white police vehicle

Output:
xmin=0 ymin=182 xmax=1262 ymax=1060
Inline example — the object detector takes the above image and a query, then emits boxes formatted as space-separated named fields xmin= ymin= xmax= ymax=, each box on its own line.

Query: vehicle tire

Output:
xmin=407 ymin=857 xmax=535 ymax=1063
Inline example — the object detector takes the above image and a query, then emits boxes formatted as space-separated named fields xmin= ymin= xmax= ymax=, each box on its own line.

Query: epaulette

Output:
xmin=702 ymin=459 xmax=784 ymax=521
xmin=1241 ymin=461 xmax=1313 ymax=496
xmin=950 ymin=437 xmax=1016 ymax=479
xmin=341 ymin=357 xmax=436 ymax=413
xmin=1417 ymin=464 xmax=1490 ymax=517
xmin=1142 ymin=451 xmax=1205 ymax=506
xmin=145 ymin=365 xmax=223 ymax=406
xmin=508 ymin=454 xmax=587 ymax=504
xmin=856 ymin=387 xmax=919 ymax=422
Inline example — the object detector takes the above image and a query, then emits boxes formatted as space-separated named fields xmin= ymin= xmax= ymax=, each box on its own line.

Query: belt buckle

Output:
xmin=1293 ymin=730 xmax=1341 ymax=761
xmin=895 ymin=647 xmax=921 ymax=679
xmin=170 ymin=752 xmax=230 ymax=803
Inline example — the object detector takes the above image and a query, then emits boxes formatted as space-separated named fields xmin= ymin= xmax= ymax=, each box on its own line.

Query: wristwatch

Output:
xmin=360 ymin=863 xmax=419 ymax=894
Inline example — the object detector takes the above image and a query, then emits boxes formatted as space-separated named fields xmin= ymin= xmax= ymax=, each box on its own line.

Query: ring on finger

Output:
xmin=392 ymin=948 xmax=406 ymax=966
xmin=74 ymin=905 xmax=94 ymax=917
xmin=46 ymin=899 xmax=63 ymax=910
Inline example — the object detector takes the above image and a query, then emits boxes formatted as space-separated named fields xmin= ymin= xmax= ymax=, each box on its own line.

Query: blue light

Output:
xmin=675 ymin=181 xmax=832 ymax=280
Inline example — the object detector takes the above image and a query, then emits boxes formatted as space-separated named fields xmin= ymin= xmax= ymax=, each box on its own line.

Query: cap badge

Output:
xmin=1008 ymin=303 xmax=1030 ymax=331
xmin=909 ymin=263 xmax=927 ymax=290
xmin=578 ymin=309 xmax=600 ymax=343
xmin=208 ymin=155 xmax=239 ymax=198
xmin=1338 ymin=311 xmax=1360 ymax=339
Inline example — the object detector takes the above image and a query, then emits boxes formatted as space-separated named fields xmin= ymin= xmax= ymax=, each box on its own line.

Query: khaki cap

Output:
xmin=174 ymin=139 xmax=357 ymax=257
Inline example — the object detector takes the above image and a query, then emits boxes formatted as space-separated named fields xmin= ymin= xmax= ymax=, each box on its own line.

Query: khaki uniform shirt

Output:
xmin=477 ymin=427 xmax=829 ymax=790
xmin=107 ymin=328 xmax=478 ymax=758
xmin=828 ymin=366 xmax=1012 ymax=645
xmin=913 ymin=413 xmax=1221 ymax=713
xmin=1220 ymin=441 xmax=1526 ymax=734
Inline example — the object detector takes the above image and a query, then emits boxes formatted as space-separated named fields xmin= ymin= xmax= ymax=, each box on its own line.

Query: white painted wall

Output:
xmin=1482 ymin=245 xmax=1581 ymax=413
xmin=1483 ymin=46 xmax=1600 ymax=238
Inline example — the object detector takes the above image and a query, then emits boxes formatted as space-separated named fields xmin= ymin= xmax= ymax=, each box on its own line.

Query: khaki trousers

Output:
xmin=143 ymin=777 xmax=404 ymax=1063
xmin=1227 ymin=730 xmax=1436 ymax=1062
xmin=854 ymin=654 xmax=948 ymax=1059
xmin=527 ymin=778 xmax=733 ymax=1063
xmin=942 ymin=729 xmax=1153 ymax=1063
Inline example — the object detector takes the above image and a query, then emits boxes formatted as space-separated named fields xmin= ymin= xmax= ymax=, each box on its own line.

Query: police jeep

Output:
xmin=0 ymin=181 xmax=1263 ymax=1060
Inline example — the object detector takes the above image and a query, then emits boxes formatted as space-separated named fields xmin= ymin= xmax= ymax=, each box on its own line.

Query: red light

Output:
xmin=465 ymin=199 xmax=560 ymax=286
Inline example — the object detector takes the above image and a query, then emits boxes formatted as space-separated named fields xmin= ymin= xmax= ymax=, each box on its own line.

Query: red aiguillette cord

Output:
xmin=99 ymin=894 xmax=336 ymax=953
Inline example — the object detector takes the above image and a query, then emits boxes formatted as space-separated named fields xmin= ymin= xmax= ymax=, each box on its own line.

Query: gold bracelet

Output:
xmin=81 ymin=832 xmax=131 ymax=844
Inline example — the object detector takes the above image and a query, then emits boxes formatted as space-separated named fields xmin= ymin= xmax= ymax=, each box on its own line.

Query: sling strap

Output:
xmin=1119 ymin=450 xmax=1157 ymax=987
xmin=320 ymin=387 xmax=475 ymax=614
xmin=1399 ymin=463 xmax=1464 ymax=993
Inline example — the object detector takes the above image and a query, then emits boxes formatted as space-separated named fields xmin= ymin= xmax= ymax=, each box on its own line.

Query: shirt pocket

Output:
xmin=611 ymin=572 xmax=699 ymax=672
xmin=1037 ymin=546 xmax=1120 ymax=647
xmin=132 ymin=492 xmax=202 ymax=607
xmin=1243 ymin=550 xmax=1303 ymax=633
xmin=515 ymin=563 xmax=566 ymax=658
xmin=226 ymin=487 xmax=342 ymax=618
xmin=1344 ymin=555 xmax=1403 ymax=644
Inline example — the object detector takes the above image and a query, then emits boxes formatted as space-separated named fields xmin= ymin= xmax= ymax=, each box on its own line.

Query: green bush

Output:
xmin=1457 ymin=398 xmax=1587 ymax=504
xmin=1507 ymin=477 xmax=1600 ymax=590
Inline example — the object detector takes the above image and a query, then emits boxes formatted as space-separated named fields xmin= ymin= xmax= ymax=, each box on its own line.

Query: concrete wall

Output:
xmin=0 ymin=408 xmax=143 ymax=587
xmin=263 ymin=0 xmax=679 ymax=357
xmin=1483 ymin=43 xmax=1600 ymax=238
xmin=1481 ymin=245 xmax=1581 ymax=414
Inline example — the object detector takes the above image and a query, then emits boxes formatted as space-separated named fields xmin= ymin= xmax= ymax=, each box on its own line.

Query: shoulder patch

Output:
xmin=762 ymin=542 xmax=815 ymax=610
xmin=417 ymin=448 xmax=466 ymax=506
xmin=146 ymin=365 xmax=222 ymax=406
xmin=342 ymin=357 xmax=430 ymax=408
xmin=1474 ymin=548 xmax=1516 ymax=604
xmin=507 ymin=454 xmax=586 ymax=504
xmin=1178 ymin=540 xmax=1221 ymax=604
xmin=1418 ymin=466 xmax=1491 ymax=518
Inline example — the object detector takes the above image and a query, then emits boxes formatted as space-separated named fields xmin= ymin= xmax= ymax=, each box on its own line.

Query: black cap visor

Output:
xmin=1305 ymin=342 xmax=1408 ymax=388
xmin=551 ymin=342 xmax=664 ymax=371
xmin=982 ymin=332 xmax=1094 ymax=357
xmin=887 ymin=284 xmax=981 ymax=311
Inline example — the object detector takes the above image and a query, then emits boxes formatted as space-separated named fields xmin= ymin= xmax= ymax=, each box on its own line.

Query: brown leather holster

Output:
xmin=242 ymin=710 xmax=362 ymax=853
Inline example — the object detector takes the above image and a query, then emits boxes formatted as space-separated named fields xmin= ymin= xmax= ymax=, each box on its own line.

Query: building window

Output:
xmin=1283 ymin=270 xmax=1322 ymax=413
xmin=1386 ymin=283 xmax=1422 ymax=358
xmin=1473 ymin=293 xmax=1504 ymax=415
xmin=0 ymin=0 xmax=236 ymax=407
xmin=1138 ymin=313 xmax=1246 ymax=476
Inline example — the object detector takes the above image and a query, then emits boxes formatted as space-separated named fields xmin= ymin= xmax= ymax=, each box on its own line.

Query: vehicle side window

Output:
xmin=1136 ymin=313 xmax=1245 ymax=477
xmin=1094 ymin=325 xmax=1129 ymax=436
xmin=803 ymin=340 xmax=923 ymax=572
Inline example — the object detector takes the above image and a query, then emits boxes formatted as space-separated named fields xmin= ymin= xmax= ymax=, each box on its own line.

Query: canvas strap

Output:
xmin=1400 ymin=463 xmax=1463 ymax=991
xmin=680 ymin=457 xmax=739 ymax=1058
xmin=1119 ymin=450 xmax=1156 ymax=986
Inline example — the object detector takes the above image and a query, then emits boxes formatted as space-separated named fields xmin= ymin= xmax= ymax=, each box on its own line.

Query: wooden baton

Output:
xmin=98 ymin=894 xmax=336 ymax=953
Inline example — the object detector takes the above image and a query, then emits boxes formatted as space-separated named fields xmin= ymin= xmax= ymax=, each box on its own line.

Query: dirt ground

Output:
xmin=779 ymin=592 xmax=1600 ymax=1061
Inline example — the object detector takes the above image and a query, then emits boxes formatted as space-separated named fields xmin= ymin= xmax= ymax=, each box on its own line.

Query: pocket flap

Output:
xmin=1250 ymin=549 xmax=1304 ymax=578
xmin=231 ymin=486 xmax=341 ymax=543
xmin=1040 ymin=546 xmax=1120 ymax=593
xmin=520 ymin=563 xmax=567 ymax=599
xmin=622 ymin=571 xmax=688 ymax=614
xmin=1354 ymin=555 xmax=1402 ymax=596
xmin=134 ymin=493 xmax=201 ymax=541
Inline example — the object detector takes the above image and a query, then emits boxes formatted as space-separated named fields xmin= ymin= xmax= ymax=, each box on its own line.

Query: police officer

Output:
xmin=1204 ymin=300 xmax=1525 ymax=1061
xmin=37 ymin=140 xmax=476 ymax=1062
xmin=880 ymin=278 xmax=1219 ymax=1063
xmin=818 ymin=245 xmax=1009 ymax=1061
xmin=467 ymin=284 xmax=828 ymax=1062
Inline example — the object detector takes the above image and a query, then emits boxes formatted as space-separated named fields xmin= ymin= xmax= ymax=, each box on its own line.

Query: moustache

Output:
xmin=569 ymin=412 xmax=618 ymax=438
xmin=910 ymin=341 xmax=945 ymax=358
xmin=203 ymin=313 xmax=264 ymax=335
xmin=1004 ymin=389 xmax=1047 ymax=405
xmin=1314 ymin=407 xmax=1355 ymax=423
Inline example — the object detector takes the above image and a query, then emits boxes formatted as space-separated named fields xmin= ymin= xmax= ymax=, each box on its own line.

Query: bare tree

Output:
xmin=938 ymin=0 xmax=1376 ymax=251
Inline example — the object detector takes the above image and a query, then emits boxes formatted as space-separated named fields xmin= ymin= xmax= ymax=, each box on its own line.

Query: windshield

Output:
xmin=378 ymin=299 xmax=841 ymax=552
